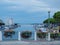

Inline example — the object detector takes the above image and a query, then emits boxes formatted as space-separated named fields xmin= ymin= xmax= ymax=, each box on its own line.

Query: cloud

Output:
xmin=0 ymin=0 xmax=60 ymax=13
xmin=41 ymin=0 xmax=60 ymax=8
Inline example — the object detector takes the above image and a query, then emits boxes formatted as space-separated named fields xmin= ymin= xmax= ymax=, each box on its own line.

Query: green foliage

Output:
xmin=53 ymin=11 xmax=60 ymax=23
xmin=43 ymin=11 xmax=60 ymax=24
xmin=4 ymin=31 xmax=15 ymax=38
xmin=43 ymin=18 xmax=55 ymax=24
xmin=53 ymin=11 xmax=60 ymax=30
xmin=50 ymin=33 xmax=59 ymax=39
xmin=37 ymin=32 xmax=46 ymax=38
xmin=21 ymin=31 xmax=32 ymax=39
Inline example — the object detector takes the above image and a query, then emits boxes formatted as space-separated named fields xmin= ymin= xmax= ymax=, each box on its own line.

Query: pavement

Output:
xmin=0 ymin=40 xmax=60 ymax=45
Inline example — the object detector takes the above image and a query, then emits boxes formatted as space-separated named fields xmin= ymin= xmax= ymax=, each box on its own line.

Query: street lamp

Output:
xmin=47 ymin=11 xmax=51 ymax=41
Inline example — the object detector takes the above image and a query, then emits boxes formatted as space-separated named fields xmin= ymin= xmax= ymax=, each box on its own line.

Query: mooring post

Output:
xmin=34 ymin=31 xmax=37 ymax=41
xmin=0 ymin=31 xmax=2 ymax=41
xmin=48 ymin=32 xmax=51 ymax=41
xmin=18 ymin=31 xmax=21 ymax=41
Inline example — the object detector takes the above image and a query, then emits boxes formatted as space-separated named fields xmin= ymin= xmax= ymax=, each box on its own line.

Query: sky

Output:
xmin=0 ymin=0 xmax=60 ymax=24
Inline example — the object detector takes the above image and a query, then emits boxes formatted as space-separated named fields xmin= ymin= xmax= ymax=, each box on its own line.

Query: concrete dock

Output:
xmin=0 ymin=41 xmax=60 ymax=45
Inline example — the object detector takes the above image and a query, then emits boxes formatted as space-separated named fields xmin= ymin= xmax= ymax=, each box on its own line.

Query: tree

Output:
xmin=43 ymin=11 xmax=60 ymax=32
xmin=53 ymin=11 xmax=60 ymax=32
xmin=43 ymin=11 xmax=60 ymax=24
xmin=43 ymin=18 xmax=55 ymax=24
xmin=53 ymin=11 xmax=60 ymax=23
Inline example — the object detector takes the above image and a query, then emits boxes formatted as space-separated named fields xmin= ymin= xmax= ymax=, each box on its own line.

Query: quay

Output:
xmin=0 ymin=41 xmax=60 ymax=45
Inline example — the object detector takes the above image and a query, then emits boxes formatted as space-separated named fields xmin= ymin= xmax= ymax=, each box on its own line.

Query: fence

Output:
xmin=0 ymin=23 xmax=60 ymax=41
xmin=0 ymin=31 xmax=60 ymax=41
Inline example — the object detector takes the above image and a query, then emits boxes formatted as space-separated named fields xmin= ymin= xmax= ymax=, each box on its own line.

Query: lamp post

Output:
xmin=47 ymin=11 xmax=51 ymax=41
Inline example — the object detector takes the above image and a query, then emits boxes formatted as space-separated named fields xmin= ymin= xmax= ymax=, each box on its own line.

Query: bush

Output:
xmin=37 ymin=32 xmax=46 ymax=38
xmin=50 ymin=33 xmax=59 ymax=39
xmin=21 ymin=31 xmax=32 ymax=39
xmin=4 ymin=31 xmax=15 ymax=38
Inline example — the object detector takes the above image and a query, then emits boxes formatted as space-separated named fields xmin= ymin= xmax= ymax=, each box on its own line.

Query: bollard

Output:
xmin=34 ymin=31 xmax=37 ymax=41
xmin=18 ymin=31 xmax=21 ymax=41
xmin=47 ymin=32 xmax=51 ymax=41
xmin=0 ymin=31 xmax=2 ymax=41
